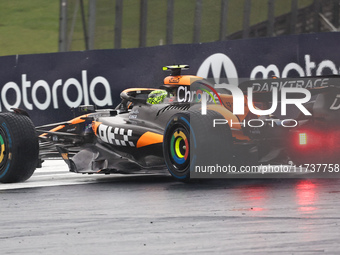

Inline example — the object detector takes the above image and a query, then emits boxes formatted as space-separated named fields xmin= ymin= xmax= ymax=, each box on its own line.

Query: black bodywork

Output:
xmin=35 ymin=69 xmax=340 ymax=179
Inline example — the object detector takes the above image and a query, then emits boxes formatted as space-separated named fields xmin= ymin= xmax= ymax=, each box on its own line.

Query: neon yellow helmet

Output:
xmin=147 ymin=90 xmax=168 ymax=104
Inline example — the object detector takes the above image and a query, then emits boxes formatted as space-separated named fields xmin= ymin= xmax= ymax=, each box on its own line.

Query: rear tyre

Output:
xmin=163 ymin=110 xmax=233 ymax=181
xmin=0 ymin=113 xmax=39 ymax=183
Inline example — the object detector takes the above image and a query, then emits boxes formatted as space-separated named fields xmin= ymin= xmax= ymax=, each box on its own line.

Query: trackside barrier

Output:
xmin=0 ymin=32 xmax=340 ymax=125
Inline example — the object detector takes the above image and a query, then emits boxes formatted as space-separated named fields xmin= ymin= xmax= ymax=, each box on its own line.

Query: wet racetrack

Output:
xmin=1 ymin=160 xmax=340 ymax=254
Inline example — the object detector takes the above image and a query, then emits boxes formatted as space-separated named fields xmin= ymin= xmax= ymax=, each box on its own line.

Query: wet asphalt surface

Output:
xmin=1 ymin=161 xmax=340 ymax=254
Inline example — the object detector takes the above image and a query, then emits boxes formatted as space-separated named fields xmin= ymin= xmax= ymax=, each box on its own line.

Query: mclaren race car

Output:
xmin=0 ymin=65 xmax=337 ymax=183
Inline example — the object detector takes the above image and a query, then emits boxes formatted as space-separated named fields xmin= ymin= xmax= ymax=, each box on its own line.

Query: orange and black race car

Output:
xmin=0 ymin=65 xmax=338 ymax=183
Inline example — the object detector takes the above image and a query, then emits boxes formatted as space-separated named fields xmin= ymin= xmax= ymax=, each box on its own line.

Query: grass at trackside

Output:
xmin=0 ymin=0 xmax=313 ymax=56
xmin=95 ymin=0 xmax=313 ymax=50
xmin=0 ymin=1 xmax=59 ymax=56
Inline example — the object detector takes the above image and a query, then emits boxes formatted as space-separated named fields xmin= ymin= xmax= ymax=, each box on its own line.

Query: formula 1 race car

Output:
xmin=0 ymin=65 xmax=338 ymax=183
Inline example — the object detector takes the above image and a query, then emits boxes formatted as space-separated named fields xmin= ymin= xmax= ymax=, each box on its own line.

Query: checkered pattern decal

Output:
xmin=113 ymin=127 xmax=134 ymax=146
xmin=98 ymin=124 xmax=135 ymax=147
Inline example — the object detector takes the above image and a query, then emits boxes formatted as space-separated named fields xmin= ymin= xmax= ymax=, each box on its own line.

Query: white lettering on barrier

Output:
xmin=62 ymin=78 xmax=83 ymax=108
xmin=250 ymin=64 xmax=280 ymax=79
xmin=282 ymin=63 xmax=305 ymax=78
xmin=52 ymin=79 xmax=63 ymax=108
xmin=198 ymin=53 xmax=340 ymax=81
xmin=317 ymin=60 xmax=338 ymax=75
xmin=32 ymin=80 xmax=51 ymax=110
xmin=82 ymin=70 xmax=90 ymax=105
xmin=0 ymin=70 xmax=112 ymax=111
xmin=22 ymin=74 xmax=33 ymax=110
xmin=90 ymin=76 xmax=113 ymax=106
xmin=1 ymin=82 xmax=21 ymax=111
xmin=197 ymin=53 xmax=238 ymax=85
xmin=249 ymin=55 xmax=340 ymax=79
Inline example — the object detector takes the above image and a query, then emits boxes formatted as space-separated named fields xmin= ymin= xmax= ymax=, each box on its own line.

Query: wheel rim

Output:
xmin=169 ymin=127 xmax=189 ymax=172
xmin=0 ymin=128 xmax=8 ymax=169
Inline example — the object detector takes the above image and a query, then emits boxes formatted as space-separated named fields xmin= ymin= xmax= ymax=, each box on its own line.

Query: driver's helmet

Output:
xmin=147 ymin=90 xmax=168 ymax=104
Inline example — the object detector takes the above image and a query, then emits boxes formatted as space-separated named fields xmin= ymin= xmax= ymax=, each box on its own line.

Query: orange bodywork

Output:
xmin=164 ymin=75 xmax=202 ymax=86
xmin=92 ymin=121 xmax=102 ymax=136
xmin=136 ymin=131 xmax=163 ymax=148
xmin=39 ymin=125 xmax=65 ymax=137
xmin=69 ymin=115 xmax=88 ymax=125
xmin=39 ymin=114 xmax=88 ymax=137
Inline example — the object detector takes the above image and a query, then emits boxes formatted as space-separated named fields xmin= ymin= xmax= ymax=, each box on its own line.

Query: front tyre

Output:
xmin=0 ymin=113 xmax=39 ymax=183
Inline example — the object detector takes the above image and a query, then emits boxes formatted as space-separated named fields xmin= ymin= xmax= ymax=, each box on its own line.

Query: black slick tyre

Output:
xmin=0 ymin=113 xmax=39 ymax=183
